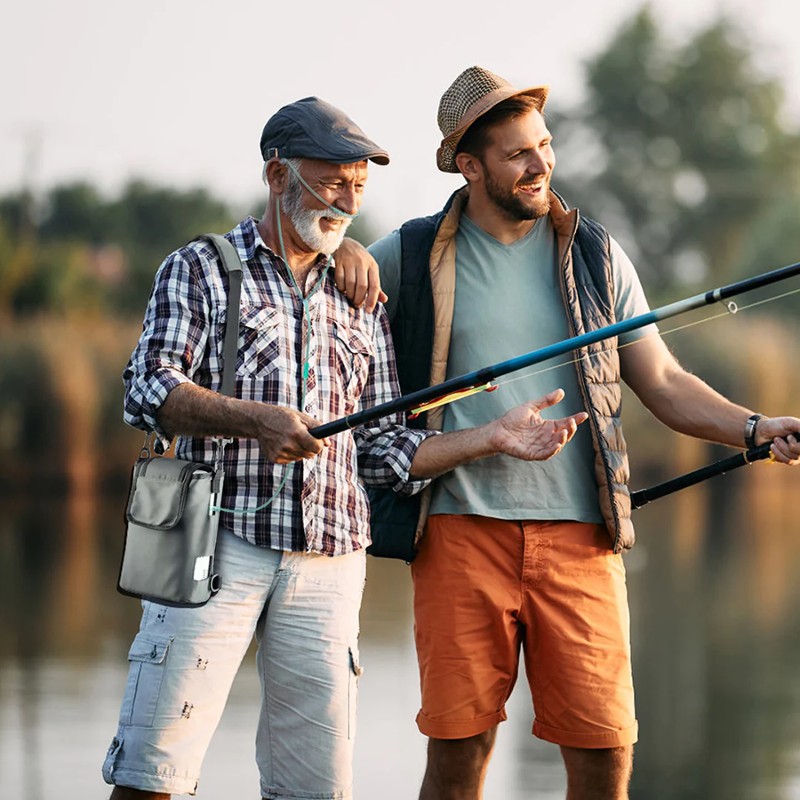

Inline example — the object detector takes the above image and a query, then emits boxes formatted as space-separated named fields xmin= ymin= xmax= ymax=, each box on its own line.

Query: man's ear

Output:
xmin=455 ymin=151 xmax=483 ymax=184
xmin=265 ymin=159 xmax=288 ymax=194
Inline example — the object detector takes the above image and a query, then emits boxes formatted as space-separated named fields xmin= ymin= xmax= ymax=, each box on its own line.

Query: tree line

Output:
xmin=1 ymin=8 xmax=799 ymax=494
xmin=1 ymin=11 xmax=799 ymax=320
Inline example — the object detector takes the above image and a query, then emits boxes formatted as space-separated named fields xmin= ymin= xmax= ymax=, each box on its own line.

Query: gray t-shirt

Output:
xmin=368 ymin=213 xmax=655 ymax=521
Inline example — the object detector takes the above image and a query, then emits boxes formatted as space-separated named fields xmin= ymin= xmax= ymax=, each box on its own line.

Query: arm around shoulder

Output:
xmin=332 ymin=237 xmax=387 ymax=312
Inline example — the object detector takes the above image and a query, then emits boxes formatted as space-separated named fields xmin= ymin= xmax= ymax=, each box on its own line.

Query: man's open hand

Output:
xmin=489 ymin=388 xmax=589 ymax=461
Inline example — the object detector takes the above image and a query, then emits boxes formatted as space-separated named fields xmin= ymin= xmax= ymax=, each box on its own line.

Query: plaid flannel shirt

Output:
xmin=123 ymin=217 xmax=435 ymax=555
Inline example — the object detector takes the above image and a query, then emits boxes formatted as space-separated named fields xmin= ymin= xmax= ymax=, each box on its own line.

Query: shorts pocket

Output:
xmin=347 ymin=645 xmax=364 ymax=740
xmin=120 ymin=633 xmax=173 ymax=728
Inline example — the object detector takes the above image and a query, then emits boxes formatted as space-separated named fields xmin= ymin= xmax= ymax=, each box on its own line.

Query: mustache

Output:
xmin=309 ymin=208 xmax=349 ymax=224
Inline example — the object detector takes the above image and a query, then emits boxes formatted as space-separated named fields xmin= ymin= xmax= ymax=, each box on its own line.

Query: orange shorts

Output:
xmin=411 ymin=515 xmax=638 ymax=749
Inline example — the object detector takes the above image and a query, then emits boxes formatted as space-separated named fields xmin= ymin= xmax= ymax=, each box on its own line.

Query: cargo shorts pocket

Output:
xmin=120 ymin=633 xmax=173 ymax=727
xmin=348 ymin=645 xmax=364 ymax=740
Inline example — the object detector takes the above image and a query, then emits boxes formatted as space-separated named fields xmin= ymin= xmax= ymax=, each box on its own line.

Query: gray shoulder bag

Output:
xmin=117 ymin=234 xmax=243 ymax=607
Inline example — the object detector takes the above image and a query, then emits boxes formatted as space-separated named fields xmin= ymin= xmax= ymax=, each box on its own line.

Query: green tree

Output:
xmin=104 ymin=180 xmax=237 ymax=311
xmin=0 ymin=181 xmax=239 ymax=315
xmin=0 ymin=179 xmax=384 ymax=316
xmin=553 ymin=8 xmax=800 ymax=298
xmin=39 ymin=182 xmax=110 ymax=243
xmin=0 ymin=191 xmax=39 ymax=317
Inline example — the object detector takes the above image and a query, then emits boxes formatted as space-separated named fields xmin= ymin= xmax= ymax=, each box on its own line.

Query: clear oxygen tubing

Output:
xmin=214 ymin=158 xmax=355 ymax=514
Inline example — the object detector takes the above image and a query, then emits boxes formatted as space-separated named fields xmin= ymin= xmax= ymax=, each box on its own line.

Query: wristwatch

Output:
xmin=744 ymin=413 xmax=765 ymax=450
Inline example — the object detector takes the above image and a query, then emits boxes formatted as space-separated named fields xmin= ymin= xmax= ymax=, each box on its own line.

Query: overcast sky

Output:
xmin=4 ymin=0 xmax=799 ymax=234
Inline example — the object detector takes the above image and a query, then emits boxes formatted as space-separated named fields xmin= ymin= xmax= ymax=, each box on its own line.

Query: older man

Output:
xmin=101 ymin=96 xmax=587 ymax=800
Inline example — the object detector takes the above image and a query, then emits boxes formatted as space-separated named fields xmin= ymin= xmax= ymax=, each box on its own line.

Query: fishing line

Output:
xmin=309 ymin=260 xmax=800 ymax=438
xmin=487 ymin=286 xmax=800 ymax=394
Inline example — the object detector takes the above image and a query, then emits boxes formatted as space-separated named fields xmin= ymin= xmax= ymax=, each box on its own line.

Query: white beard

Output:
xmin=289 ymin=205 xmax=351 ymax=255
xmin=281 ymin=178 xmax=352 ymax=255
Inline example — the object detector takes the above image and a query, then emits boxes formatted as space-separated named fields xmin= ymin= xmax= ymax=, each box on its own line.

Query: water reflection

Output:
xmin=1 ymin=470 xmax=799 ymax=799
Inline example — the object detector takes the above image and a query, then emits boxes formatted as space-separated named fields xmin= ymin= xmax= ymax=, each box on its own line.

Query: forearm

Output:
xmin=623 ymin=333 xmax=755 ymax=448
xmin=156 ymin=383 xmax=261 ymax=440
xmin=636 ymin=368 xmax=753 ymax=448
xmin=157 ymin=382 xmax=325 ymax=464
xmin=623 ymin=336 xmax=800 ymax=464
xmin=409 ymin=424 xmax=497 ymax=479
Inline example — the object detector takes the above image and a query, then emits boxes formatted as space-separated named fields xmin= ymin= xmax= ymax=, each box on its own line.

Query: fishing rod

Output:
xmin=309 ymin=260 xmax=800 ymax=439
xmin=630 ymin=442 xmax=774 ymax=509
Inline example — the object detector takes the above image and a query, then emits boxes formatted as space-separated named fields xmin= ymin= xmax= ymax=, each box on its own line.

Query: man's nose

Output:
xmin=526 ymin=151 xmax=550 ymax=175
xmin=334 ymin=186 xmax=360 ymax=216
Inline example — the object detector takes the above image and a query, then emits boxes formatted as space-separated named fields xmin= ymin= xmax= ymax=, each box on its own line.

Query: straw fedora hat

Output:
xmin=436 ymin=66 xmax=548 ymax=173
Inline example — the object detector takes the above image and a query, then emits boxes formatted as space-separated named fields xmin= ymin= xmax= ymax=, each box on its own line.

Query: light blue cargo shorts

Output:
xmin=102 ymin=527 xmax=366 ymax=798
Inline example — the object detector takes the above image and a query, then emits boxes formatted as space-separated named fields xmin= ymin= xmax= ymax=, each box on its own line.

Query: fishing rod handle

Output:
xmin=630 ymin=442 xmax=773 ymax=509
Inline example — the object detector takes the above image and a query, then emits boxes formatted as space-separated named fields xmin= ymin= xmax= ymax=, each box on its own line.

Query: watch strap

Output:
xmin=744 ymin=413 xmax=765 ymax=450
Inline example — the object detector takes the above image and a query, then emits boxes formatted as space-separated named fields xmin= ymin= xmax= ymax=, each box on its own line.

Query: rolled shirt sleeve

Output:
xmin=122 ymin=249 xmax=211 ymax=446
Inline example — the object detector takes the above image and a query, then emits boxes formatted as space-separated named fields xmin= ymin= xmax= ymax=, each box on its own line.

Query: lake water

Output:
xmin=2 ymin=469 xmax=800 ymax=799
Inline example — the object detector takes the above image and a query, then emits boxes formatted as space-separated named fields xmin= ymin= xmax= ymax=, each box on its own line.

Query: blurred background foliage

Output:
xmin=1 ymin=7 xmax=799 ymax=496
xmin=553 ymin=8 xmax=800 ymax=299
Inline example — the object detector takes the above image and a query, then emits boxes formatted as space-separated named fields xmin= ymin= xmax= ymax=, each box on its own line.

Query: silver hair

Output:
xmin=261 ymin=156 xmax=304 ymax=186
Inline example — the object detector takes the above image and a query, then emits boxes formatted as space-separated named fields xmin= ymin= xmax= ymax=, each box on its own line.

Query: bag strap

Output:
xmin=201 ymin=233 xmax=244 ymax=398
